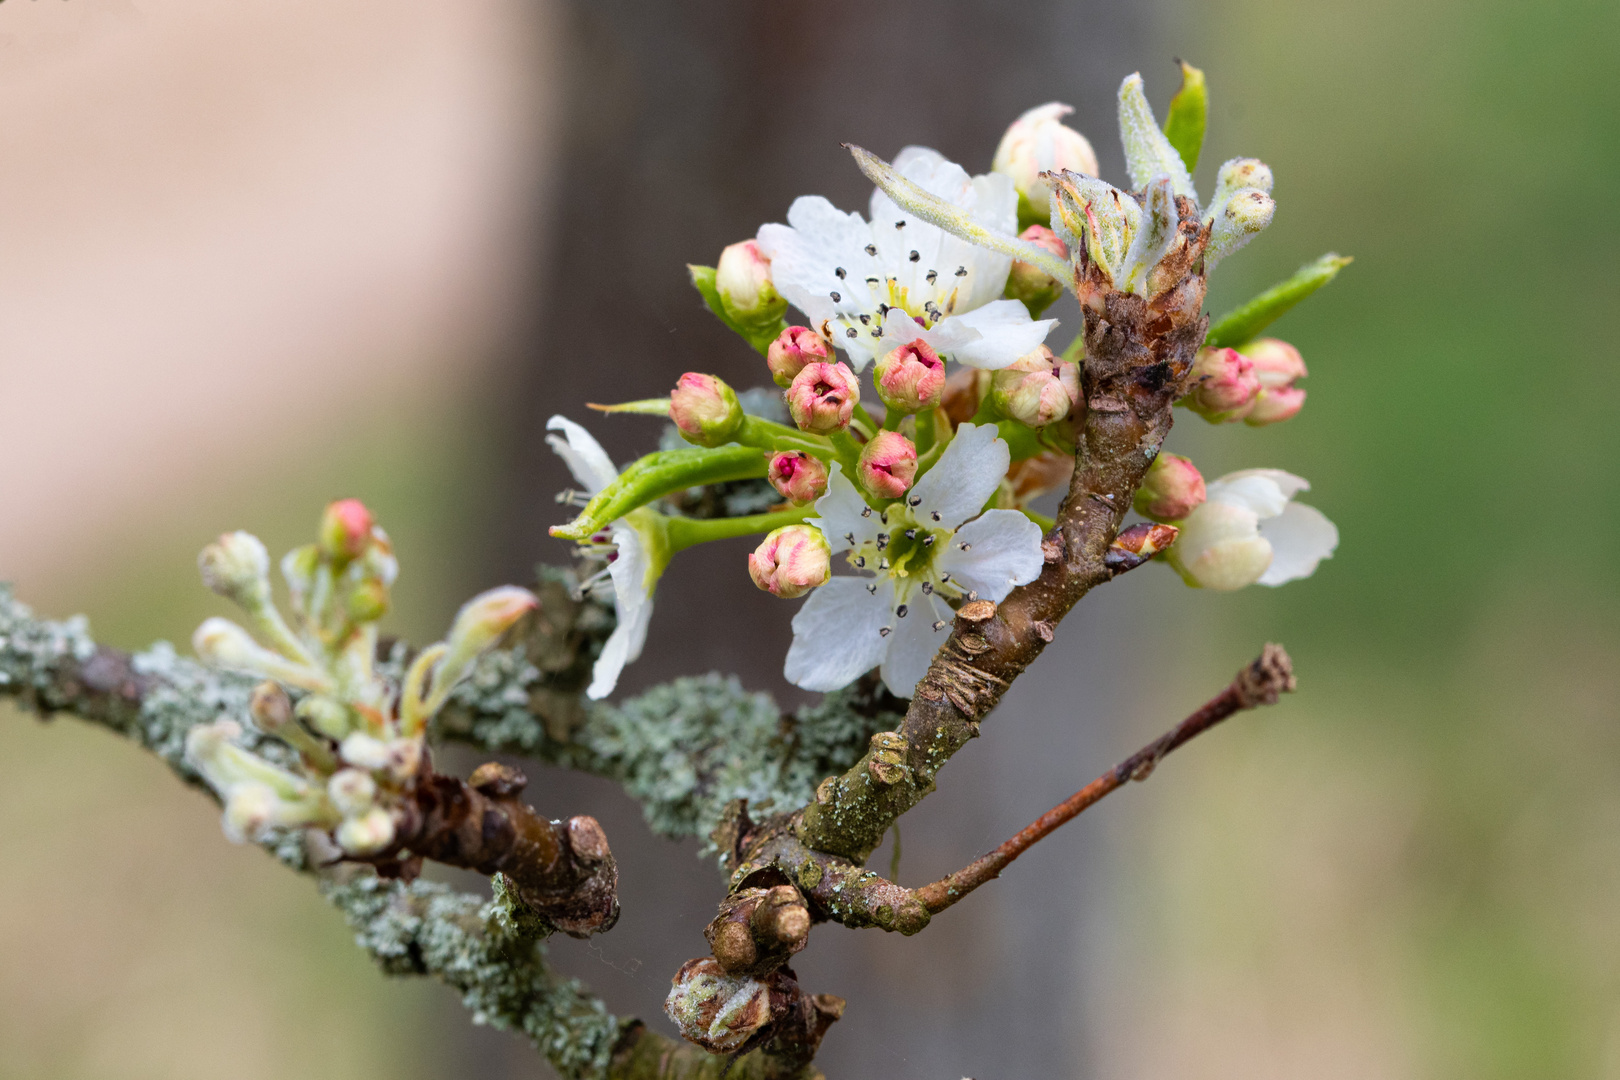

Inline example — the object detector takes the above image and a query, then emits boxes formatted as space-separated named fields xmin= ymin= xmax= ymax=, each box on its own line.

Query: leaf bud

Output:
xmin=989 ymin=344 xmax=1079 ymax=427
xmin=785 ymin=361 xmax=859 ymax=434
xmin=1183 ymin=347 xmax=1261 ymax=423
xmin=872 ymin=340 xmax=945 ymax=414
xmin=1003 ymin=225 xmax=1068 ymax=317
xmin=715 ymin=239 xmax=786 ymax=326
xmin=335 ymin=807 xmax=397 ymax=857
xmin=992 ymin=102 xmax=1100 ymax=224
xmin=1210 ymin=157 xmax=1274 ymax=207
xmin=766 ymin=451 xmax=829 ymax=505
xmin=1105 ymin=521 xmax=1181 ymax=571
xmin=665 ymin=957 xmax=776 ymax=1055
xmin=747 ymin=525 xmax=831 ymax=599
xmin=855 ymin=431 xmax=918 ymax=499
xmin=766 ymin=326 xmax=832 ymax=388
xmin=198 ymin=531 xmax=272 ymax=607
xmin=670 ymin=372 xmax=745 ymax=447
xmin=1134 ymin=453 xmax=1207 ymax=521
xmin=319 ymin=499 xmax=375 ymax=565
xmin=1205 ymin=189 xmax=1276 ymax=270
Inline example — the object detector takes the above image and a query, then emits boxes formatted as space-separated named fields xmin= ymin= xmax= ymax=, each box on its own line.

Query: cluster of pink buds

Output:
xmin=767 ymin=326 xmax=832 ymax=388
xmin=1183 ymin=339 xmax=1307 ymax=426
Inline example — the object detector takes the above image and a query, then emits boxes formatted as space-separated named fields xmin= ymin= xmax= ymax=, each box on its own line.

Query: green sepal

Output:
xmin=588 ymin=398 xmax=670 ymax=416
xmin=1163 ymin=60 xmax=1208 ymax=176
xmin=1205 ymin=253 xmax=1353 ymax=348
xmin=689 ymin=264 xmax=789 ymax=356
xmin=550 ymin=444 xmax=767 ymax=541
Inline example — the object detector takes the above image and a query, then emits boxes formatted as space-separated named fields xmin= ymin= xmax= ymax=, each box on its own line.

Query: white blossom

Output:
xmin=784 ymin=424 xmax=1045 ymax=697
xmin=757 ymin=148 xmax=1056 ymax=372
xmin=1168 ymin=469 xmax=1338 ymax=590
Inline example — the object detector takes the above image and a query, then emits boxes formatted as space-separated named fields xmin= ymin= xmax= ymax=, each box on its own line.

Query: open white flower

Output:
xmin=757 ymin=147 xmax=1056 ymax=372
xmin=785 ymin=423 xmax=1045 ymax=697
xmin=1167 ymin=469 xmax=1338 ymax=591
xmin=546 ymin=415 xmax=663 ymax=699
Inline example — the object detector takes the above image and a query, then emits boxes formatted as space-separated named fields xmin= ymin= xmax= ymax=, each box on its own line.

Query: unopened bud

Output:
xmin=872 ymin=340 xmax=945 ymax=414
xmin=1184 ymin=347 xmax=1261 ymax=422
xmin=767 ymin=451 xmax=829 ymax=505
xmin=345 ymin=579 xmax=390 ymax=624
xmin=222 ymin=783 xmax=282 ymax=843
xmin=1245 ymin=385 xmax=1306 ymax=426
xmin=1239 ymin=338 xmax=1307 ymax=427
xmin=319 ymin=499 xmax=375 ymax=565
xmin=340 ymin=731 xmax=392 ymax=771
xmin=856 ymin=431 xmax=918 ymax=498
xmin=335 ymin=807 xmax=397 ymax=856
xmin=1210 ymin=157 xmax=1274 ymax=207
xmin=249 ymin=681 xmax=294 ymax=732
xmin=297 ymin=695 xmax=352 ymax=740
xmin=1004 ymin=225 xmax=1068 ymax=316
xmin=990 ymin=345 xmax=1080 ymax=427
xmin=670 ymin=372 xmax=744 ymax=447
xmin=436 ymin=585 xmax=538 ymax=693
xmin=992 ymin=102 xmax=1100 ymax=222
xmin=1134 ymin=453 xmax=1206 ymax=521
xmin=748 ymin=525 xmax=831 ymax=599
xmin=786 ymin=361 xmax=859 ymax=434
xmin=715 ymin=239 xmax=786 ymax=326
xmin=1105 ymin=521 xmax=1181 ymax=571
xmin=665 ymin=958 xmax=776 ymax=1055
xmin=327 ymin=768 xmax=378 ymax=817
xmin=767 ymin=326 xmax=832 ymax=388
xmin=1206 ymin=189 xmax=1276 ymax=269
xmin=194 ymin=617 xmax=327 ymax=692
xmin=198 ymin=532 xmax=272 ymax=607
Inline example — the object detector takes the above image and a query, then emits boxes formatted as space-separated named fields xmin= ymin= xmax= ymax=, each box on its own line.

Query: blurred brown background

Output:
xmin=3 ymin=0 xmax=1617 ymax=1078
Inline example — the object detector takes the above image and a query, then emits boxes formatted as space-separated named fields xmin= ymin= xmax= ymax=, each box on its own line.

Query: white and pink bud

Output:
xmin=1240 ymin=338 xmax=1308 ymax=427
xmin=990 ymin=345 xmax=1080 ymax=428
xmin=1184 ymin=347 xmax=1262 ymax=423
xmin=747 ymin=525 xmax=831 ymax=599
xmin=319 ymin=499 xmax=375 ymax=565
xmin=198 ymin=531 xmax=273 ymax=608
xmin=1134 ymin=452 xmax=1207 ymax=521
xmin=856 ymin=431 xmax=918 ymax=499
xmin=715 ymin=239 xmax=786 ymax=326
xmin=1004 ymin=225 xmax=1069 ymax=315
xmin=670 ymin=372 xmax=744 ymax=447
xmin=873 ymin=340 xmax=945 ymax=414
xmin=992 ymin=102 xmax=1100 ymax=221
xmin=767 ymin=451 xmax=829 ymax=505
xmin=335 ymin=807 xmax=398 ymax=857
xmin=767 ymin=326 xmax=832 ymax=388
xmin=786 ymin=361 xmax=859 ymax=434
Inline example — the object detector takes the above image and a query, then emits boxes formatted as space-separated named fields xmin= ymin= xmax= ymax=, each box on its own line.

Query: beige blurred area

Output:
xmin=0 ymin=0 xmax=556 ymax=1076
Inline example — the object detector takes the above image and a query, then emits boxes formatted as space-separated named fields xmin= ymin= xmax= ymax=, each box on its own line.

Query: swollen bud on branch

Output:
xmin=767 ymin=326 xmax=832 ymax=388
xmin=1004 ymin=225 xmax=1069 ymax=317
xmin=856 ymin=431 xmax=918 ymax=499
xmin=1241 ymin=338 xmax=1308 ymax=426
xmin=198 ymin=532 xmax=272 ymax=607
xmin=319 ymin=499 xmax=375 ymax=566
xmin=992 ymin=102 xmax=1099 ymax=226
xmin=715 ymin=240 xmax=786 ymax=327
xmin=670 ymin=373 xmax=744 ymax=447
xmin=1183 ymin=347 xmax=1261 ymax=423
xmin=786 ymin=361 xmax=859 ymax=434
xmin=767 ymin=451 xmax=829 ymax=505
xmin=1134 ymin=452 xmax=1206 ymax=521
xmin=989 ymin=345 xmax=1079 ymax=428
xmin=432 ymin=586 xmax=540 ymax=704
xmin=873 ymin=341 xmax=945 ymax=414
xmin=748 ymin=525 xmax=831 ymax=599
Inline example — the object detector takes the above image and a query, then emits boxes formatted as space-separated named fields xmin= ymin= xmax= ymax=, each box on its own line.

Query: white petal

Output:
xmin=909 ymin=422 xmax=1010 ymax=530
xmin=943 ymin=301 xmax=1059 ymax=370
xmin=546 ymin=416 xmax=618 ymax=494
xmin=1207 ymin=468 xmax=1310 ymax=517
xmin=587 ymin=623 xmax=633 ymax=700
xmin=586 ymin=525 xmax=656 ymax=699
xmin=879 ymin=590 xmax=955 ymax=698
xmin=784 ymin=577 xmax=896 ymax=692
xmin=1256 ymin=502 xmax=1338 ymax=586
xmin=1170 ymin=499 xmax=1271 ymax=590
xmin=810 ymin=465 xmax=881 ymax=553
xmin=934 ymin=510 xmax=1045 ymax=603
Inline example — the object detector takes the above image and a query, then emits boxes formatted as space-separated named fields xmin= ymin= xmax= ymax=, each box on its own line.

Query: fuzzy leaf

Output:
xmin=1163 ymin=60 xmax=1208 ymax=176
xmin=1117 ymin=73 xmax=1197 ymax=201
xmin=1205 ymin=254 xmax=1353 ymax=347
xmin=550 ymin=445 xmax=768 ymax=541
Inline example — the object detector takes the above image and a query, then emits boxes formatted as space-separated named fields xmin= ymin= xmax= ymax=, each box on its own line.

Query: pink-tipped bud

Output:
xmin=1184 ymin=347 xmax=1262 ymax=423
xmin=1245 ymin=385 xmax=1307 ymax=426
xmin=670 ymin=372 xmax=744 ymax=447
xmin=873 ymin=340 xmax=946 ymax=414
xmin=767 ymin=451 xmax=829 ymax=505
xmin=992 ymin=102 xmax=1100 ymax=221
xmin=767 ymin=326 xmax=832 ymax=388
xmin=715 ymin=239 xmax=786 ymax=326
xmin=990 ymin=344 xmax=1080 ymax=428
xmin=1133 ymin=452 xmax=1206 ymax=521
xmin=1239 ymin=339 xmax=1307 ymax=427
xmin=747 ymin=525 xmax=831 ymax=599
xmin=319 ymin=499 xmax=374 ymax=563
xmin=856 ymin=431 xmax=918 ymax=499
xmin=786 ymin=361 xmax=859 ymax=434
xmin=1004 ymin=225 xmax=1068 ymax=316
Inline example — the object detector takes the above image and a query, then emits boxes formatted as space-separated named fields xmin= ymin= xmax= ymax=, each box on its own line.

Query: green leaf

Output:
xmin=550 ymin=445 xmax=767 ymax=541
xmin=688 ymin=264 xmax=788 ymax=356
xmin=1163 ymin=60 xmax=1207 ymax=176
xmin=1205 ymin=254 xmax=1353 ymax=348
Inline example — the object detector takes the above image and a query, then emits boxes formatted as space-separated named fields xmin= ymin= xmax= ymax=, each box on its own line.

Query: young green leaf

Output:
xmin=1205 ymin=253 xmax=1353 ymax=347
xmin=549 ymin=444 xmax=769 ymax=541
xmin=1163 ymin=60 xmax=1208 ymax=176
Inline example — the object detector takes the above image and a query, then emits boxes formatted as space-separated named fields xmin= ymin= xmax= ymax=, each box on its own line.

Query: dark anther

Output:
xmin=865 ymin=244 xmax=878 ymax=255
xmin=909 ymin=250 xmax=920 ymax=262
xmin=904 ymin=529 xmax=916 ymax=539
xmin=922 ymin=581 xmax=933 ymax=594
xmin=835 ymin=267 xmax=847 ymax=278
xmin=931 ymin=510 xmax=941 ymax=521
xmin=895 ymin=220 xmax=906 ymax=229
xmin=896 ymin=605 xmax=908 ymax=617
xmin=954 ymin=266 xmax=967 ymax=276
xmin=830 ymin=291 xmax=841 ymax=302
xmin=879 ymin=626 xmax=892 ymax=637
xmin=846 ymin=327 xmax=858 ymax=338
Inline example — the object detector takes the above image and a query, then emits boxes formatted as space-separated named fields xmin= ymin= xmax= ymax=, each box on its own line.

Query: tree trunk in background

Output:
xmin=465 ymin=3 xmax=1160 ymax=1076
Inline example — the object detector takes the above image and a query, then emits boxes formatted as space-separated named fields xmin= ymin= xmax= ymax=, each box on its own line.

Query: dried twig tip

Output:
xmin=1235 ymin=643 xmax=1296 ymax=706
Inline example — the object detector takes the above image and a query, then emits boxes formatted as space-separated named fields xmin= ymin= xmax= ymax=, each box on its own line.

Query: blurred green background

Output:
xmin=2 ymin=0 xmax=1617 ymax=1077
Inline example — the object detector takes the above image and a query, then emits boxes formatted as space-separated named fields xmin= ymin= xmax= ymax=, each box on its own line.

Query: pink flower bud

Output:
xmin=786 ymin=361 xmax=859 ymax=434
xmin=1184 ymin=347 xmax=1261 ymax=423
xmin=856 ymin=431 xmax=918 ymax=499
xmin=319 ymin=499 xmax=374 ymax=563
xmin=992 ymin=102 xmax=1100 ymax=220
xmin=873 ymin=340 xmax=945 ymax=414
xmin=747 ymin=525 xmax=831 ymax=599
xmin=767 ymin=451 xmax=829 ymax=505
xmin=1245 ymin=385 xmax=1307 ymax=426
xmin=1238 ymin=339 xmax=1307 ymax=427
xmin=767 ymin=326 xmax=832 ymax=388
xmin=1133 ymin=452 xmax=1206 ymax=521
xmin=1004 ymin=225 xmax=1068 ymax=315
xmin=715 ymin=239 xmax=786 ymax=325
xmin=670 ymin=372 xmax=743 ymax=447
xmin=990 ymin=345 xmax=1080 ymax=428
